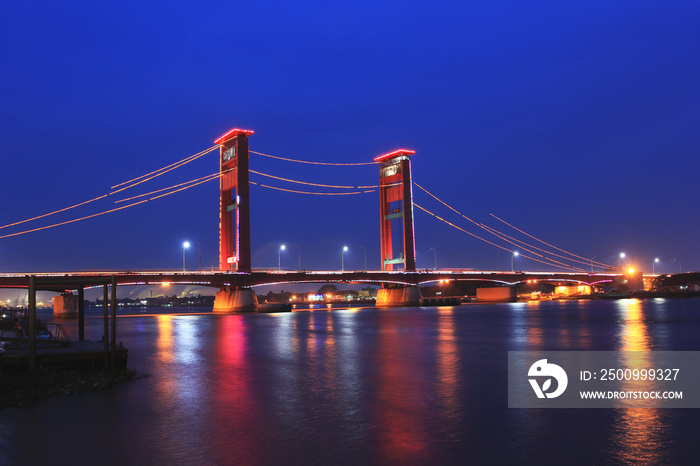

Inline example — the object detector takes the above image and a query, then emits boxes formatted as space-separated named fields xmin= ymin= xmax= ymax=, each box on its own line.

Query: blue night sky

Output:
xmin=1 ymin=1 xmax=699 ymax=277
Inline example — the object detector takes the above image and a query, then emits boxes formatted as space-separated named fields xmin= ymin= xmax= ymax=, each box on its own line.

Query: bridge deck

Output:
xmin=0 ymin=270 xmax=626 ymax=292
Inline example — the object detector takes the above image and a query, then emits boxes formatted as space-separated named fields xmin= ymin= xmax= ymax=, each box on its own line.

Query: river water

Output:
xmin=2 ymin=298 xmax=700 ymax=465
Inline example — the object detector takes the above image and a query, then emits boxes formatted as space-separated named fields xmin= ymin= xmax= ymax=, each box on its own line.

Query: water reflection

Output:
xmin=617 ymin=299 xmax=650 ymax=352
xmin=612 ymin=299 xmax=667 ymax=465
xmin=209 ymin=315 xmax=262 ymax=463
xmin=2 ymin=300 xmax=699 ymax=464
xmin=374 ymin=311 xmax=430 ymax=463
xmin=436 ymin=308 xmax=460 ymax=428
xmin=154 ymin=315 xmax=203 ymax=405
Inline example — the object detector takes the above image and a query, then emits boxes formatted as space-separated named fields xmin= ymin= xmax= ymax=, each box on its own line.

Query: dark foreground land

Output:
xmin=0 ymin=367 xmax=137 ymax=409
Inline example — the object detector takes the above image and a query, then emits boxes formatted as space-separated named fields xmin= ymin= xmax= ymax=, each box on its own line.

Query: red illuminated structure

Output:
xmin=375 ymin=149 xmax=416 ymax=271
xmin=215 ymin=128 xmax=254 ymax=272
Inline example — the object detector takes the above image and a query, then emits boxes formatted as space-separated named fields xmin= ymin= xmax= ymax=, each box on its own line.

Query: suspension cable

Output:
xmin=115 ymin=170 xmax=233 ymax=203
xmin=479 ymin=223 xmax=586 ymax=271
xmin=0 ymin=194 xmax=108 ymax=231
xmin=251 ymin=150 xmax=377 ymax=166
xmin=111 ymin=145 xmax=218 ymax=189
xmin=489 ymin=213 xmax=612 ymax=268
xmin=0 ymin=200 xmax=148 ymax=240
xmin=0 ymin=145 xmax=219 ymax=234
xmin=110 ymin=145 xmax=219 ymax=195
xmin=250 ymin=169 xmax=378 ymax=189
xmin=414 ymin=203 xmax=582 ymax=272
xmin=251 ymin=181 xmax=373 ymax=196
xmin=414 ymin=182 xmax=598 ymax=270
xmin=478 ymin=222 xmax=599 ymax=270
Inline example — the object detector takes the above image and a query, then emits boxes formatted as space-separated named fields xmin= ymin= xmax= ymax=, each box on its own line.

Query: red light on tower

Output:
xmin=214 ymin=128 xmax=255 ymax=145
xmin=216 ymin=128 xmax=254 ymax=272
xmin=374 ymin=149 xmax=415 ymax=163
xmin=376 ymin=148 xmax=416 ymax=271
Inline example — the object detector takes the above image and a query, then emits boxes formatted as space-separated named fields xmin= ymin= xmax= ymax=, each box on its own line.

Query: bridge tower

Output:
xmin=215 ymin=128 xmax=254 ymax=272
xmin=375 ymin=149 xmax=417 ymax=271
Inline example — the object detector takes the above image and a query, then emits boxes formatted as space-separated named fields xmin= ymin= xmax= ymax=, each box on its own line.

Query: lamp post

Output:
xmin=590 ymin=256 xmax=596 ymax=273
xmin=196 ymin=241 xmax=201 ymax=272
xmin=430 ymin=247 xmax=437 ymax=270
xmin=278 ymin=244 xmax=286 ymax=272
xmin=618 ymin=252 xmax=625 ymax=272
xmin=360 ymin=245 xmax=367 ymax=271
xmin=511 ymin=251 xmax=519 ymax=272
xmin=653 ymin=258 xmax=659 ymax=274
xmin=182 ymin=241 xmax=190 ymax=272
xmin=342 ymin=246 xmax=348 ymax=272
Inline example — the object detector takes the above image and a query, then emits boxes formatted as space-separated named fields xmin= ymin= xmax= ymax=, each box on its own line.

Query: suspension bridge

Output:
xmin=0 ymin=127 xmax=635 ymax=317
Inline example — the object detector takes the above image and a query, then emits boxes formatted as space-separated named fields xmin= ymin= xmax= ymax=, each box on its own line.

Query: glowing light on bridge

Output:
xmin=214 ymin=128 xmax=254 ymax=145
xmin=374 ymin=149 xmax=416 ymax=163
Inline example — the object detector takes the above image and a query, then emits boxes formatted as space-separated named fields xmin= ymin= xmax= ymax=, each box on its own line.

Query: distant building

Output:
xmin=653 ymin=273 xmax=700 ymax=293
xmin=358 ymin=287 xmax=378 ymax=299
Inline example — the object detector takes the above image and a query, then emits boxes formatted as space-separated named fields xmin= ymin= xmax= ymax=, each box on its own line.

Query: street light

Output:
xmin=196 ymin=241 xmax=201 ymax=272
xmin=182 ymin=241 xmax=191 ymax=272
xmin=278 ymin=244 xmax=286 ymax=272
xmin=511 ymin=251 xmax=519 ymax=272
xmin=430 ymin=247 xmax=437 ymax=270
xmin=618 ymin=252 xmax=625 ymax=272
xmin=342 ymin=246 xmax=348 ymax=272
xmin=653 ymin=258 xmax=659 ymax=274
xmin=360 ymin=245 xmax=367 ymax=271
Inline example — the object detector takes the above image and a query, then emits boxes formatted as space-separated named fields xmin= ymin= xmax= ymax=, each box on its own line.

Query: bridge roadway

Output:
xmin=0 ymin=269 xmax=624 ymax=292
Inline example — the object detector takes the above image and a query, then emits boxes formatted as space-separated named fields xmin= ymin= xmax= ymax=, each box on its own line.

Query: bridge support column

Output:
xmin=376 ymin=285 xmax=422 ymax=307
xmin=53 ymin=292 xmax=78 ymax=318
xmin=213 ymin=287 xmax=258 ymax=313
xmin=476 ymin=287 xmax=516 ymax=302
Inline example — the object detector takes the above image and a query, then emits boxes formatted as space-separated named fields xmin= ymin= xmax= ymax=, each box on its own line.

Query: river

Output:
xmin=2 ymin=297 xmax=700 ymax=464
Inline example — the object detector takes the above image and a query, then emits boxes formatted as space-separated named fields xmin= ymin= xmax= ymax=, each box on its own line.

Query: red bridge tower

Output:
xmin=375 ymin=149 xmax=416 ymax=271
xmin=215 ymin=128 xmax=253 ymax=272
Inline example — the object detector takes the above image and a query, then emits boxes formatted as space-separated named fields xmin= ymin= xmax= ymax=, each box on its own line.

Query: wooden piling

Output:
xmin=28 ymin=275 xmax=36 ymax=373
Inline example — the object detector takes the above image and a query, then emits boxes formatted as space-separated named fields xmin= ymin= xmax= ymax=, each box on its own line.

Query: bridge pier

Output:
xmin=476 ymin=286 xmax=516 ymax=302
xmin=53 ymin=292 xmax=79 ymax=318
xmin=376 ymin=285 xmax=423 ymax=307
xmin=213 ymin=287 xmax=258 ymax=313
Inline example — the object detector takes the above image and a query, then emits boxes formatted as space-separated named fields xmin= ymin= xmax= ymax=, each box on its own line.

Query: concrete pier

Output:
xmin=476 ymin=287 xmax=516 ymax=302
xmin=213 ymin=288 xmax=258 ymax=313
xmin=375 ymin=286 xmax=423 ymax=307
xmin=53 ymin=292 xmax=79 ymax=318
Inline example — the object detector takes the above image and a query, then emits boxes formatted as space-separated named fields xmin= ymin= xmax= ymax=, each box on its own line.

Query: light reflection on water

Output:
xmin=1 ymin=299 xmax=700 ymax=464
xmin=611 ymin=299 xmax=666 ymax=465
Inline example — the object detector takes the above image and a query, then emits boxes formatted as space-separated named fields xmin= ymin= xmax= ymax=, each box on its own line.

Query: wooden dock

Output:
xmin=0 ymin=341 xmax=128 ymax=373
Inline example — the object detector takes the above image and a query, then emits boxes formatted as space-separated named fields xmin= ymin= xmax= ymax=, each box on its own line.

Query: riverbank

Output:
xmin=0 ymin=367 xmax=138 ymax=410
